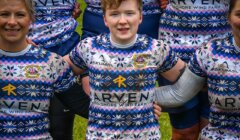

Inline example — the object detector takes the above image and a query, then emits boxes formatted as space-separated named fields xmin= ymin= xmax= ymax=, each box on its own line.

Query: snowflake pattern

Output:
xmin=189 ymin=36 xmax=240 ymax=139
xmin=70 ymin=34 xmax=177 ymax=139
xmin=159 ymin=0 xmax=231 ymax=63
xmin=3 ymin=66 xmax=17 ymax=77
xmin=0 ymin=46 xmax=75 ymax=139
xmin=28 ymin=1 xmax=77 ymax=48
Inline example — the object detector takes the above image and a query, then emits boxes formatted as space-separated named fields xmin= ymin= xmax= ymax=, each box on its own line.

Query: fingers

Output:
xmin=160 ymin=0 xmax=168 ymax=9
xmin=72 ymin=2 xmax=82 ymax=19
xmin=153 ymin=102 xmax=162 ymax=120
xmin=81 ymin=76 xmax=91 ymax=96
xmin=26 ymin=38 xmax=38 ymax=46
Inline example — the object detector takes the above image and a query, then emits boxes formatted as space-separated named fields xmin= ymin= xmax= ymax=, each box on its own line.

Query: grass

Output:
xmin=73 ymin=0 xmax=172 ymax=139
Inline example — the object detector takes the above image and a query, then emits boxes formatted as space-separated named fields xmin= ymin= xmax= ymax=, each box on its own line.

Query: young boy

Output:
xmin=64 ymin=0 xmax=185 ymax=139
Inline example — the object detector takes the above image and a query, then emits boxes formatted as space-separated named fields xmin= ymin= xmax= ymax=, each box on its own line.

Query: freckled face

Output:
xmin=104 ymin=0 xmax=142 ymax=45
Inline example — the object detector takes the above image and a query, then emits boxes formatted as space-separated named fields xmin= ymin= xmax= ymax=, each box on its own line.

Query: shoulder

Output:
xmin=148 ymin=36 xmax=171 ymax=52
xmin=31 ymin=46 xmax=66 ymax=65
xmin=81 ymin=34 xmax=102 ymax=45
xmin=199 ymin=36 xmax=232 ymax=55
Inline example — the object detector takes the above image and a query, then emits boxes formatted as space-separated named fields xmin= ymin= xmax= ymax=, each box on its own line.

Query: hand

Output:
xmin=72 ymin=2 xmax=82 ymax=19
xmin=81 ymin=76 xmax=90 ymax=96
xmin=153 ymin=102 xmax=162 ymax=120
xmin=160 ymin=0 xmax=168 ymax=9
xmin=26 ymin=38 xmax=38 ymax=46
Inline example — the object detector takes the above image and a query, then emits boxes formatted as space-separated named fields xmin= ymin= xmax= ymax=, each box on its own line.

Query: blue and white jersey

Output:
xmin=28 ymin=0 xmax=78 ymax=48
xmin=0 ymin=45 xmax=75 ymax=139
xmin=189 ymin=36 xmax=240 ymax=140
xmin=159 ymin=0 xmax=231 ymax=62
xmin=69 ymin=33 xmax=178 ymax=139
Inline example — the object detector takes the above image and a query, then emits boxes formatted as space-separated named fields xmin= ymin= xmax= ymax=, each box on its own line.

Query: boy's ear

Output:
xmin=103 ymin=16 xmax=109 ymax=27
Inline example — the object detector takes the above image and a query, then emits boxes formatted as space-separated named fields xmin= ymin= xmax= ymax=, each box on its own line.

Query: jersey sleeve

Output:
xmin=154 ymin=40 xmax=179 ymax=73
xmin=51 ymin=54 xmax=76 ymax=93
xmin=69 ymin=39 xmax=89 ymax=70
xmin=188 ymin=43 xmax=210 ymax=77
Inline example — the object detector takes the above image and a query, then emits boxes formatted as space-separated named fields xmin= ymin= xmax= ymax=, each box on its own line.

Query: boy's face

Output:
xmin=104 ymin=0 xmax=142 ymax=44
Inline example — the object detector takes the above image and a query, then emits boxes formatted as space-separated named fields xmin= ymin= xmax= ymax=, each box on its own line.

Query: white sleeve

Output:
xmin=155 ymin=67 xmax=206 ymax=107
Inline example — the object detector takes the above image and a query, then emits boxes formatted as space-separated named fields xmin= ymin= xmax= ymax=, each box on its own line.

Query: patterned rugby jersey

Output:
xmin=0 ymin=45 xmax=75 ymax=140
xmin=84 ymin=0 xmax=162 ymax=15
xmin=159 ymin=0 xmax=231 ymax=62
xmin=28 ymin=0 xmax=77 ymax=48
xmin=189 ymin=36 xmax=240 ymax=140
xmin=69 ymin=34 xmax=178 ymax=139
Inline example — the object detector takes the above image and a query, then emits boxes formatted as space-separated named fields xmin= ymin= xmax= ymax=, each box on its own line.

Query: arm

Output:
xmin=160 ymin=59 xmax=185 ymax=82
xmin=155 ymin=59 xmax=206 ymax=107
xmin=64 ymin=55 xmax=91 ymax=96
xmin=52 ymin=54 xmax=90 ymax=118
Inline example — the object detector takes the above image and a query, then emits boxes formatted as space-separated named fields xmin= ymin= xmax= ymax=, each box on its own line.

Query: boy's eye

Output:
xmin=126 ymin=12 xmax=134 ymax=15
xmin=110 ymin=13 xmax=119 ymax=16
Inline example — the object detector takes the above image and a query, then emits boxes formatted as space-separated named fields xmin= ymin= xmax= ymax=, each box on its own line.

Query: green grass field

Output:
xmin=73 ymin=1 xmax=172 ymax=139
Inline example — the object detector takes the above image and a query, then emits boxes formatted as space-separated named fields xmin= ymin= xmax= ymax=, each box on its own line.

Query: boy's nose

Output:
xmin=118 ymin=14 xmax=127 ymax=23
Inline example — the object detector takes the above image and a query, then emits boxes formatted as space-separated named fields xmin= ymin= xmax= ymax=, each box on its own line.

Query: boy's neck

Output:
xmin=110 ymin=34 xmax=138 ymax=49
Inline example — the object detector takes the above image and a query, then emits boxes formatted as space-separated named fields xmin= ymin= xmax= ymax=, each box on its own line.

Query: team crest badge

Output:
xmin=24 ymin=65 xmax=41 ymax=78
xmin=133 ymin=54 xmax=150 ymax=68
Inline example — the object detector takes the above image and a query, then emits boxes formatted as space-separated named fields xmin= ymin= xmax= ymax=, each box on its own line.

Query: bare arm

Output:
xmin=160 ymin=59 xmax=186 ymax=82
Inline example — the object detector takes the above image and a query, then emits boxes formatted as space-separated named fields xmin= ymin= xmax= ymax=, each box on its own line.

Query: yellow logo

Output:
xmin=113 ymin=75 xmax=126 ymax=88
xmin=24 ymin=65 xmax=41 ymax=78
xmin=2 ymin=84 xmax=17 ymax=96
xmin=133 ymin=54 xmax=149 ymax=68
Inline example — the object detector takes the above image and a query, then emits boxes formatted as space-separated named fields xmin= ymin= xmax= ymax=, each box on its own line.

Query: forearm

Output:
xmin=155 ymin=67 xmax=206 ymax=107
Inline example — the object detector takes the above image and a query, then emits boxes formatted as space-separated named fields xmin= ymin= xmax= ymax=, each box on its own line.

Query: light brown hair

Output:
xmin=229 ymin=0 xmax=239 ymax=15
xmin=101 ymin=0 xmax=142 ymax=14
xmin=24 ymin=0 xmax=35 ymax=21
